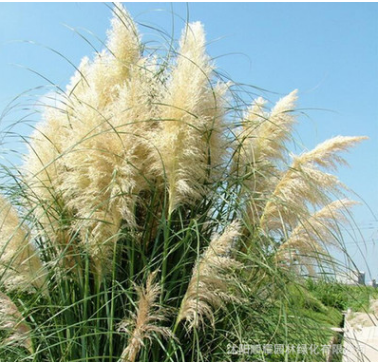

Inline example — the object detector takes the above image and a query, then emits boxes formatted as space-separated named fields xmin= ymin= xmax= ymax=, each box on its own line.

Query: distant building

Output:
xmin=357 ymin=271 xmax=365 ymax=285
xmin=336 ymin=270 xmax=366 ymax=285
xmin=369 ymin=279 xmax=378 ymax=288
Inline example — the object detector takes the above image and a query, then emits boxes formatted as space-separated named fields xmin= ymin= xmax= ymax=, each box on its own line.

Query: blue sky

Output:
xmin=0 ymin=2 xmax=377 ymax=279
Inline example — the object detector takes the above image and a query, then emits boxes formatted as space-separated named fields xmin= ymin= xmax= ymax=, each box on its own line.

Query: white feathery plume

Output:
xmin=234 ymin=97 xmax=268 ymax=180
xmin=23 ymin=104 xmax=72 ymax=246
xmin=66 ymin=3 xmax=140 ymax=108
xmin=252 ymin=90 xmax=298 ymax=163
xmin=276 ymin=199 xmax=357 ymax=271
xmin=235 ymin=91 xmax=298 ymax=224
xmin=57 ymin=7 xmax=164 ymax=275
xmin=107 ymin=3 xmax=140 ymax=72
xmin=151 ymin=22 xmax=227 ymax=214
xmin=236 ymin=90 xmax=298 ymax=171
xmin=118 ymin=271 xmax=172 ymax=362
xmin=177 ymin=221 xmax=243 ymax=330
xmin=278 ymin=199 xmax=357 ymax=254
xmin=24 ymin=4 xmax=162 ymax=275
xmin=292 ymin=135 xmax=368 ymax=170
xmin=260 ymin=136 xmax=367 ymax=234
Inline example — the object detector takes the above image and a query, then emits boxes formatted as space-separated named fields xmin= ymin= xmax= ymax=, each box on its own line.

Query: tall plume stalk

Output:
xmin=260 ymin=136 xmax=367 ymax=235
xmin=151 ymin=22 xmax=227 ymax=215
xmin=235 ymin=90 xmax=298 ymax=224
xmin=177 ymin=221 xmax=243 ymax=329
xmin=119 ymin=272 xmax=172 ymax=362
xmin=276 ymin=199 xmax=358 ymax=268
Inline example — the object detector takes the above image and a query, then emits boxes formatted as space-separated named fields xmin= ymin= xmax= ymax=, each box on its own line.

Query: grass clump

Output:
xmin=0 ymin=4 xmax=368 ymax=362
xmin=307 ymin=279 xmax=378 ymax=312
